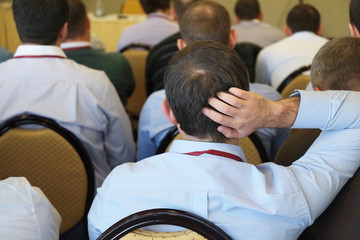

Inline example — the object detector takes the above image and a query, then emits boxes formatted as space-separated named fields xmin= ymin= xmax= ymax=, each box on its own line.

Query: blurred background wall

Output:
xmin=80 ymin=0 xmax=350 ymax=39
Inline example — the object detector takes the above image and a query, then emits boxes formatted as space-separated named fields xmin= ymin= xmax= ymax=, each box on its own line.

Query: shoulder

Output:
xmin=250 ymin=83 xmax=281 ymax=101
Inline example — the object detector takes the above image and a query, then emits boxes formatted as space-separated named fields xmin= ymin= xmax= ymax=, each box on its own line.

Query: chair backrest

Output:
xmin=0 ymin=114 xmax=95 ymax=236
xmin=122 ymin=49 xmax=149 ymax=135
xmin=275 ymin=129 xmax=321 ymax=166
xmin=280 ymin=74 xmax=311 ymax=98
xmin=234 ymin=43 xmax=262 ymax=83
xmin=277 ymin=65 xmax=311 ymax=94
xmin=157 ymin=126 xmax=268 ymax=165
xmin=145 ymin=36 xmax=179 ymax=95
xmin=96 ymin=208 xmax=232 ymax=240
xmin=120 ymin=43 xmax=152 ymax=53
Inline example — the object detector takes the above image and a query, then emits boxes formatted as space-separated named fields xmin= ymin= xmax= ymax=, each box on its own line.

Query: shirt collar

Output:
xmin=291 ymin=31 xmax=318 ymax=38
xmin=169 ymin=140 xmax=247 ymax=162
xmin=14 ymin=45 xmax=66 ymax=58
xmin=148 ymin=12 xmax=170 ymax=20
xmin=61 ymin=41 xmax=91 ymax=50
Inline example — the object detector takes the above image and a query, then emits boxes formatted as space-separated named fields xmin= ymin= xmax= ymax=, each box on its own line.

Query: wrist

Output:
xmin=268 ymin=97 xmax=300 ymax=128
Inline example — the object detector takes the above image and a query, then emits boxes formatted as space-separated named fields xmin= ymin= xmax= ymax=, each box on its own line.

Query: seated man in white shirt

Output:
xmin=232 ymin=0 xmax=286 ymax=48
xmin=255 ymin=3 xmax=328 ymax=90
xmin=116 ymin=0 xmax=179 ymax=52
xmin=137 ymin=0 xmax=289 ymax=161
xmin=0 ymin=0 xmax=136 ymax=188
xmin=88 ymin=40 xmax=360 ymax=240
xmin=0 ymin=177 xmax=61 ymax=240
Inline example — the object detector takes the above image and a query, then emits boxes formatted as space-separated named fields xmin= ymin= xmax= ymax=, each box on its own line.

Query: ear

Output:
xmin=229 ymin=29 xmax=238 ymax=48
xmin=284 ymin=25 xmax=292 ymax=36
xmin=177 ymin=38 xmax=186 ymax=50
xmin=86 ymin=16 xmax=91 ymax=29
xmin=316 ymin=25 xmax=323 ymax=36
xmin=313 ymin=86 xmax=323 ymax=91
xmin=171 ymin=4 xmax=179 ymax=21
xmin=235 ymin=15 xmax=240 ymax=24
xmin=59 ymin=22 xmax=68 ymax=42
xmin=349 ymin=23 xmax=360 ymax=37
xmin=258 ymin=12 xmax=264 ymax=21
xmin=161 ymin=99 xmax=178 ymax=125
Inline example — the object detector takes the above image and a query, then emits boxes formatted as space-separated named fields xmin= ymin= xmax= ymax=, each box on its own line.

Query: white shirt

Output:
xmin=255 ymin=31 xmax=328 ymax=89
xmin=116 ymin=12 xmax=179 ymax=52
xmin=0 ymin=177 xmax=61 ymax=240
xmin=0 ymin=45 xmax=136 ymax=188
xmin=89 ymin=90 xmax=360 ymax=240
xmin=232 ymin=20 xmax=286 ymax=48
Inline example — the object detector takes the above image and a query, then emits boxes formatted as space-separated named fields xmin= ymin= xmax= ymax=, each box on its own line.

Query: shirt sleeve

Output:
xmin=292 ymin=90 xmax=360 ymax=130
xmin=101 ymin=79 xmax=136 ymax=169
xmin=288 ymin=90 xmax=360 ymax=222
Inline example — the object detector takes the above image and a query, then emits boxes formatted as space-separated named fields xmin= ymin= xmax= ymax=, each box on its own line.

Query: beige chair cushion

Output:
xmin=121 ymin=229 xmax=207 ymax=240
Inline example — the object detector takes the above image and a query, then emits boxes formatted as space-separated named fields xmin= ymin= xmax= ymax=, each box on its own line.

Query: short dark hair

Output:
xmin=172 ymin=0 xmax=200 ymax=19
xmin=140 ymin=0 xmax=171 ymax=14
xmin=164 ymin=41 xmax=249 ymax=142
xmin=311 ymin=37 xmax=360 ymax=91
xmin=286 ymin=4 xmax=320 ymax=34
xmin=66 ymin=0 xmax=87 ymax=39
xmin=179 ymin=1 xmax=231 ymax=45
xmin=234 ymin=0 xmax=260 ymax=20
xmin=12 ymin=0 xmax=69 ymax=45
xmin=350 ymin=0 xmax=360 ymax=31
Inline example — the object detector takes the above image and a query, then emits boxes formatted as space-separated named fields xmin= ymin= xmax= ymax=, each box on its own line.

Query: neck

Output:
xmin=179 ymin=128 xmax=238 ymax=145
xmin=64 ymin=32 xmax=90 ymax=43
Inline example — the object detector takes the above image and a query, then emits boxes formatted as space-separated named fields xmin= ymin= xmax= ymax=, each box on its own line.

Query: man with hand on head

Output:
xmin=89 ymin=40 xmax=360 ymax=240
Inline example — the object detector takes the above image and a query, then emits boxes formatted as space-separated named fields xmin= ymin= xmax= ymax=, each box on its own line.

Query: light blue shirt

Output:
xmin=116 ymin=13 xmax=179 ymax=52
xmin=137 ymin=84 xmax=290 ymax=161
xmin=88 ymin=90 xmax=360 ymax=240
xmin=0 ymin=45 xmax=136 ymax=188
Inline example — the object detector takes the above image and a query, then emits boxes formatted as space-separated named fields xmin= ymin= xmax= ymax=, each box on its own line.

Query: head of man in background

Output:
xmin=285 ymin=3 xmax=321 ymax=36
xmin=350 ymin=0 xmax=360 ymax=36
xmin=178 ymin=0 xmax=237 ymax=49
xmin=311 ymin=36 xmax=360 ymax=91
xmin=140 ymin=0 xmax=171 ymax=14
xmin=13 ymin=0 xmax=69 ymax=45
xmin=234 ymin=0 xmax=262 ymax=23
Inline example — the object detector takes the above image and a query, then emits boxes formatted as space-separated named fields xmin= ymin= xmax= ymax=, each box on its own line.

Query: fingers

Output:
xmin=217 ymin=125 xmax=243 ymax=139
xmin=216 ymin=91 xmax=244 ymax=110
xmin=202 ymin=106 xmax=235 ymax=127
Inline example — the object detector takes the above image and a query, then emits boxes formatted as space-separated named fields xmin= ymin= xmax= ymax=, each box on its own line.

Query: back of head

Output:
xmin=164 ymin=41 xmax=249 ymax=142
xmin=179 ymin=1 xmax=231 ymax=45
xmin=140 ymin=0 xmax=171 ymax=14
xmin=172 ymin=0 xmax=200 ymax=19
xmin=350 ymin=0 xmax=360 ymax=32
xmin=311 ymin=37 xmax=360 ymax=91
xmin=66 ymin=0 xmax=87 ymax=40
xmin=12 ymin=0 xmax=69 ymax=45
xmin=234 ymin=0 xmax=261 ymax=20
xmin=286 ymin=3 xmax=320 ymax=34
